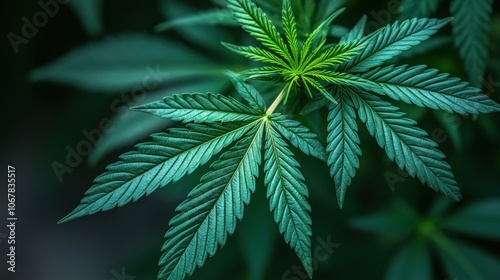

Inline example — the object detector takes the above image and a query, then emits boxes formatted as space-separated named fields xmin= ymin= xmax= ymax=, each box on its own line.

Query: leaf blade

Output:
xmin=133 ymin=92 xmax=262 ymax=123
xmin=58 ymin=122 xmax=257 ymax=223
xmin=326 ymin=90 xmax=361 ymax=207
xmin=264 ymin=123 xmax=313 ymax=278
xmin=351 ymin=91 xmax=462 ymax=201
xmin=361 ymin=64 xmax=500 ymax=114
xmin=159 ymin=122 xmax=264 ymax=279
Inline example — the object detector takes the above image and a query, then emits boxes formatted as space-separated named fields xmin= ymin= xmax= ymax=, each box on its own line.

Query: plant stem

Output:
xmin=266 ymin=85 xmax=288 ymax=115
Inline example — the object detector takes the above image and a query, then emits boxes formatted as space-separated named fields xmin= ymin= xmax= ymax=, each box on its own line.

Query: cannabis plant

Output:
xmin=57 ymin=0 xmax=500 ymax=279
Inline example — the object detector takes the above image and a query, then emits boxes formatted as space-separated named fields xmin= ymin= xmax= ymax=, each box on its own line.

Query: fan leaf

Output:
xmin=451 ymin=0 xmax=493 ymax=86
xmin=361 ymin=64 xmax=500 ymax=114
xmin=133 ymin=92 xmax=263 ymax=123
xmin=269 ymin=114 xmax=327 ymax=161
xmin=263 ymin=122 xmax=313 ymax=278
xmin=58 ymin=122 xmax=258 ymax=223
xmin=159 ymin=123 xmax=265 ymax=279
xmin=327 ymin=89 xmax=361 ymax=207
xmin=351 ymin=91 xmax=462 ymax=201
xmin=342 ymin=18 xmax=452 ymax=73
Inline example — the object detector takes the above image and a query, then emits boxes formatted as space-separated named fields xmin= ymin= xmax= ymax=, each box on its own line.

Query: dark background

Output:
xmin=1 ymin=0 xmax=499 ymax=279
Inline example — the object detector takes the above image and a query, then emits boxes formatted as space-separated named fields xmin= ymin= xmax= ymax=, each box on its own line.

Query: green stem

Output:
xmin=266 ymin=85 xmax=289 ymax=115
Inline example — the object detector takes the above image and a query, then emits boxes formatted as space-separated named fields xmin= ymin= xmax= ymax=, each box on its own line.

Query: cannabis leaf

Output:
xmin=224 ymin=0 xmax=368 ymax=103
xmin=326 ymin=89 xmax=361 ymax=207
xmin=57 ymin=1 xmax=500 ymax=279
xmin=60 ymin=70 xmax=325 ymax=279
xmin=352 ymin=91 xmax=462 ymax=201
xmin=450 ymin=0 xmax=493 ymax=86
xmin=264 ymin=122 xmax=313 ymax=277
xmin=159 ymin=124 xmax=265 ymax=279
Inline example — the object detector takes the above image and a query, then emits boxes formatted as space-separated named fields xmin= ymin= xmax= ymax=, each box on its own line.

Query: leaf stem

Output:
xmin=266 ymin=85 xmax=289 ymax=115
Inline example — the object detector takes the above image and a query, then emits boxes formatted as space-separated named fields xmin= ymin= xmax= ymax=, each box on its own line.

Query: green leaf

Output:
xmin=300 ymin=93 xmax=329 ymax=115
xmin=225 ymin=71 xmax=267 ymax=111
xmin=351 ymin=91 xmax=462 ymax=201
xmin=238 ymin=183 xmax=278 ymax=280
xmin=300 ymin=8 xmax=345 ymax=64
xmin=326 ymin=90 xmax=361 ymax=207
xmin=436 ymin=238 xmax=500 ymax=280
xmin=30 ymin=34 xmax=219 ymax=92
xmin=227 ymin=0 xmax=291 ymax=62
xmin=159 ymin=123 xmax=264 ymax=279
xmin=222 ymin=42 xmax=289 ymax=68
xmin=263 ymin=122 xmax=312 ymax=278
xmin=350 ymin=200 xmax=420 ymax=238
xmin=340 ymin=15 xmax=367 ymax=44
xmin=342 ymin=18 xmax=452 ymax=73
xmin=361 ymin=64 xmax=500 ymax=114
xmin=451 ymin=0 xmax=493 ymax=86
xmin=282 ymin=0 xmax=299 ymax=62
xmin=155 ymin=9 xmax=237 ymax=32
xmin=133 ymin=92 xmax=262 ymax=123
xmin=440 ymin=199 xmax=500 ymax=240
xmin=398 ymin=0 xmax=438 ymax=19
xmin=68 ymin=0 xmax=103 ymax=36
xmin=269 ymin=114 xmax=327 ymax=161
xmin=59 ymin=122 xmax=257 ymax=223
xmin=87 ymin=79 xmax=228 ymax=165
xmin=386 ymin=237 xmax=433 ymax=280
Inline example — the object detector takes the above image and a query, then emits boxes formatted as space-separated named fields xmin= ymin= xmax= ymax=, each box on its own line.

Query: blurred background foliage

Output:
xmin=1 ymin=0 xmax=500 ymax=279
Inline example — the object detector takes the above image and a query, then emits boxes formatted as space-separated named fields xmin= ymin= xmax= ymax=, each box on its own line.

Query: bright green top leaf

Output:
xmin=263 ymin=122 xmax=313 ymax=278
xmin=227 ymin=0 xmax=292 ymax=62
xmin=132 ymin=92 xmax=263 ymax=123
xmin=58 ymin=122 xmax=258 ymax=223
xmin=158 ymin=122 xmax=265 ymax=280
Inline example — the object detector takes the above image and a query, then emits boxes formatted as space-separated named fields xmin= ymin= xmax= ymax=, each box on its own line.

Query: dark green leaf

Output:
xmin=155 ymin=9 xmax=237 ymax=32
xmin=59 ymin=122 xmax=257 ymax=223
xmin=361 ymin=64 xmax=500 ymax=114
xmin=386 ymin=237 xmax=433 ymax=280
xmin=133 ymin=93 xmax=262 ymax=123
xmin=269 ymin=114 xmax=327 ymax=161
xmin=342 ymin=18 xmax=451 ymax=73
xmin=440 ymin=199 xmax=500 ymax=240
xmin=225 ymin=71 xmax=267 ymax=111
xmin=263 ymin=122 xmax=312 ymax=278
xmin=351 ymin=92 xmax=462 ymax=201
xmin=159 ymin=123 xmax=264 ymax=279
xmin=30 ymin=34 xmax=219 ymax=92
xmin=451 ymin=0 xmax=493 ymax=86
xmin=326 ymin=90 xmax=361 ymax=207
